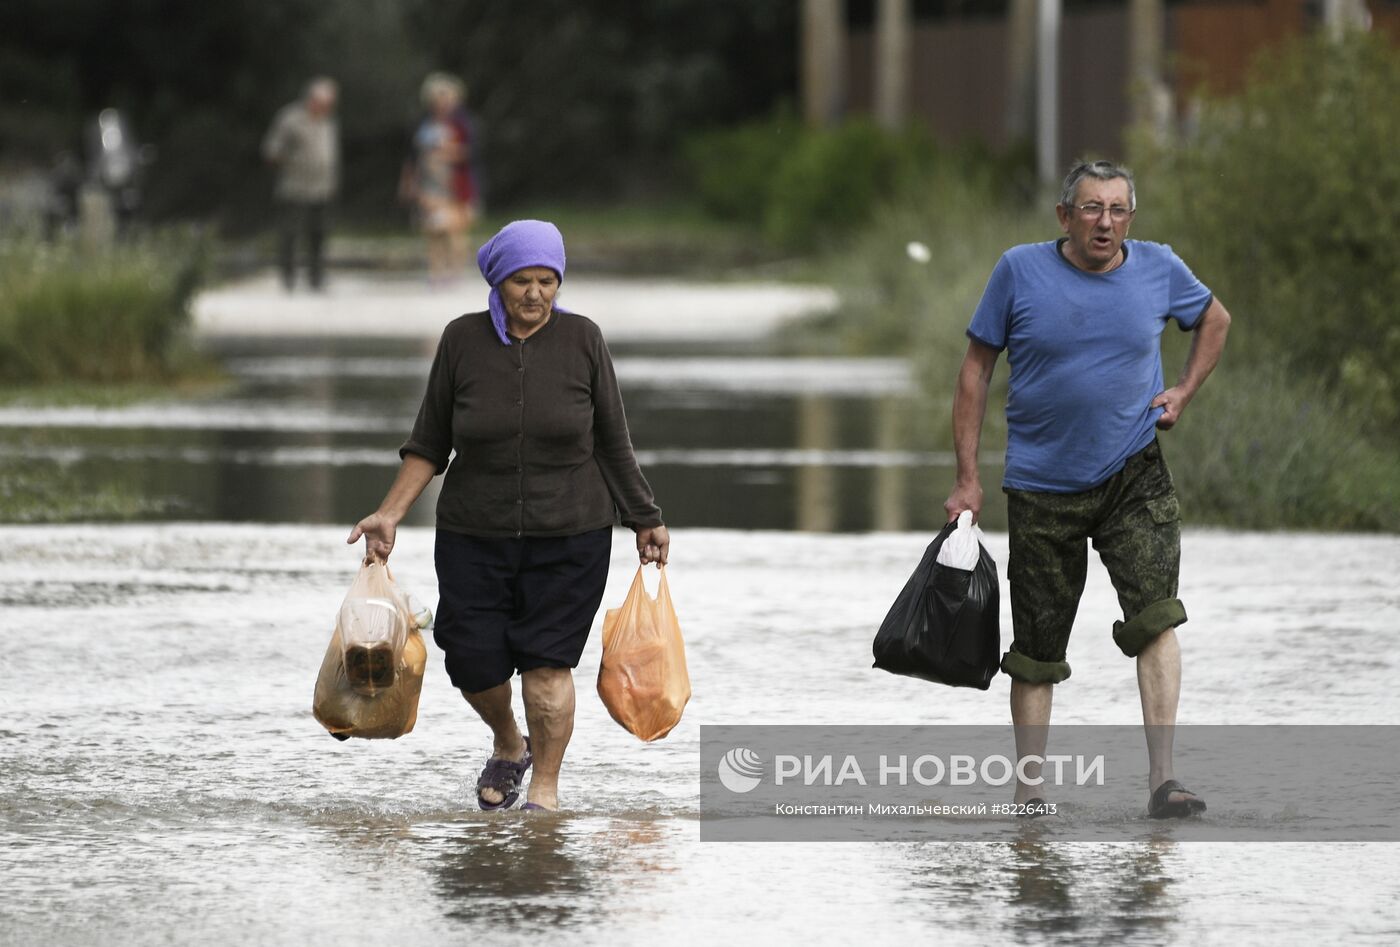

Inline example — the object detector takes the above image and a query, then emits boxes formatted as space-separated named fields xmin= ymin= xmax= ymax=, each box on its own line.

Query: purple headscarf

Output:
xmin=477 ymin=219 xmax=569 ymax=345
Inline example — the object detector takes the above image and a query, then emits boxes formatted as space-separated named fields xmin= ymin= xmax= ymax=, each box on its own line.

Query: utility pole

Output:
xmin=874 ymin=0 xmax=911 ymax=131
xmin=803 ymin=0 xmax=847 ymax=127
xmin=1322 ymin=0 xmax=1371 ymax=38
xmin=1005 ymin=0 xmax=1037 ymax=144
xmin=1128 ymin=0 xmax=1169 ymax=138
xmin=1036 ymin=0 xmax=1061 ymax=183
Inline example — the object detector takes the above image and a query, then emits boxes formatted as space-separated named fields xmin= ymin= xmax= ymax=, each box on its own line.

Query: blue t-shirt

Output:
xmin=967 ymin=239 xmax=1212 ymax=493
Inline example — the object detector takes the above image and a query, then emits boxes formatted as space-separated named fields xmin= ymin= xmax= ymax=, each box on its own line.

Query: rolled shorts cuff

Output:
xmin=1000 ymin=651 xmax=1072 ymax=685
xmin=1112 ymin=597 xmax=1188 ymax=657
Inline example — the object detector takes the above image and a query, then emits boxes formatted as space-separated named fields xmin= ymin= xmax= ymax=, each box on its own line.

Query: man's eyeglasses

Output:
xmin=1073 ymin=203 xmax=1135 ymax=222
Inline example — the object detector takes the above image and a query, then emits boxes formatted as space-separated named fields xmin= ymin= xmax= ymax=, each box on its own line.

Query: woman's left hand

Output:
xmin=634 ymin=525 xmax=670 ymax=567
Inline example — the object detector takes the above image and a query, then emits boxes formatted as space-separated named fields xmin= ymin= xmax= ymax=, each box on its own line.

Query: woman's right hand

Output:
xmin=347 ymin=512 xmax=398 ymax=564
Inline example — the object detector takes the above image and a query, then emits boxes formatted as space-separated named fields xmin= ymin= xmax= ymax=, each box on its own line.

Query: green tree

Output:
xmin=0 ymin=0 xmax=327 ymax=223
xmin=402 ymin=0 xmax=797 ymax=207
xmin=2 ymin=0 xmax=797 ymax=224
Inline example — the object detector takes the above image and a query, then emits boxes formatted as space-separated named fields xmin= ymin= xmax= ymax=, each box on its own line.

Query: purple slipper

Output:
xmin=520 ymin=802 xmax=547 ymax=811
xmin=476 ymin=736 xmax=531 ymax=811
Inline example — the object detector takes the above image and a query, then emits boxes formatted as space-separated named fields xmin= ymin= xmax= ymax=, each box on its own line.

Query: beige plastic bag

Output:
xmin=597 ymin=566 xmax=691 ymax=742
xmin=312 ymin=560 xmax=427 ymax=740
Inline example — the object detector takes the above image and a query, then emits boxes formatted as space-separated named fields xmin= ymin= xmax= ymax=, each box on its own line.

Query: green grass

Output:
xmin=0 ymin=460 xmax=174 ymax=523
xmin=0 ymin=233 xmax=219 ymax=522
xmin=0 ymin=234 xmax=210 ymax=385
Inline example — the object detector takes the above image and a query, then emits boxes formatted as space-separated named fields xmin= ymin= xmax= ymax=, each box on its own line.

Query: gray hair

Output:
xmin=421 ymin=71 xmax=466 ymax=108
xmin=1059 ymin=160 xmax=1135 ymax=210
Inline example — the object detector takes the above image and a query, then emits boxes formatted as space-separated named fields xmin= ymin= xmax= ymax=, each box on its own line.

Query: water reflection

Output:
xmin=1006 ymin=831 xmax=1179 ymax=940
xmin=423 ymin=816 xmax=673 ymax=931
xmin=896 ymin=830 xmax=1181 ymax=943
xmin=797 ymin=394 xmax=836 ymax=532
xmin=874 ymin=394 xmax=909 ymax=532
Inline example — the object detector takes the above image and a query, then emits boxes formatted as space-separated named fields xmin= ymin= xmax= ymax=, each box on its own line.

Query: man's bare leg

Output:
xmin=1011 ymin=680 xmax=1054 ymax=804
xmin=462 ymin=681 xmax=527 ymax=806
xmin=1137 ymin=627 xmax=1199 ymax=807
xmin=521 ymin=667 xmax=576 ymax=811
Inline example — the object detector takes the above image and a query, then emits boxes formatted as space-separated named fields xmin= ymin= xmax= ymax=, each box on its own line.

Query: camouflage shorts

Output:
xmin=1001 ymin=439 xmax=1187 ymax=684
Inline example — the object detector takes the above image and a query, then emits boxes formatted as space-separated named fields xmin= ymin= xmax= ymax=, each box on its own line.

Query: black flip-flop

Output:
xmin=1149 ymin=779 xmax=1206 ymax=819
xmin=476 ymin=736 xmax=532 ymax=811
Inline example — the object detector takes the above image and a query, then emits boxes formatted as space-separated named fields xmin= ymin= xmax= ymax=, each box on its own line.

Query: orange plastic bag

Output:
xmin=312 ymin=560 xmax=428 ymax=740
xmin=597 ymin=566 xmax=691 ymax=742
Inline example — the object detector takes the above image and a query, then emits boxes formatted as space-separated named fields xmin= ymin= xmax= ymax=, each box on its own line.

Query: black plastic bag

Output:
xmin=872 ymin=516 xmax=1001 ymax=689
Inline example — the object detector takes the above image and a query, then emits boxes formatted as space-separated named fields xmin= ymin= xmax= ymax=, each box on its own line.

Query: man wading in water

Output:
xmin=943 ymin=160 xmax=1231 ymax=818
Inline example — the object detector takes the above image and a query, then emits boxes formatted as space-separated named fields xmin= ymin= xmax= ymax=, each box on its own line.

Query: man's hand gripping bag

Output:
xmin=597 ymin=567 xmax=691 ymax=742
xmin=872 ymin=510 xmax=1000 ymax=689
xmin=312 ymin=560 xmax=428 ymax=740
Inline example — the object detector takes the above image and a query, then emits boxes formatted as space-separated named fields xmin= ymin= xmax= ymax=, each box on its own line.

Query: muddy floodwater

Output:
xmin=4 ymin=523 xmax=1399 ymax=945
xmin=3 ymin=329 xmax=1399 ymax=945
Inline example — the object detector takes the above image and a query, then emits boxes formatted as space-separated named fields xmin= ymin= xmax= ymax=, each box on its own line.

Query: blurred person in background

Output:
xmin=262 ymin=77 xmax=339 ymax=292
xmin=85 ymin=108 xmax=151 ymax=237
xmin=43 ymin=150 xmax=83 ymax=240
xmin=399 ymin=72 xmax=478 ymax=285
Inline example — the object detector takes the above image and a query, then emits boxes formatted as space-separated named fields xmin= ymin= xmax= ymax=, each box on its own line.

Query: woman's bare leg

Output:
xmin=461 ymin=681 xmax=527 ymax=805
xmin=520 ymin=667 xmax=575 ymax=810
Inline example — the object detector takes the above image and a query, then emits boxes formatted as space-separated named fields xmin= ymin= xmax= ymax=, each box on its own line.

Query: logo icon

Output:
xmin=717 ymin=747 xmax=764 ymax=793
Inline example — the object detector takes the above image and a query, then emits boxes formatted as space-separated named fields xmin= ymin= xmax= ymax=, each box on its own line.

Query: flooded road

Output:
xmin=3 ymin=524 xmax=1399 ymax=945
xmin=3 ymin=280 xmax=1399 ymax=944
xmin=0 ymin=332 xmax=1000 ymax=530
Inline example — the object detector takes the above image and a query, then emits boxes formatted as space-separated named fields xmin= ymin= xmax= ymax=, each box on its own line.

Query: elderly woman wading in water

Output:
xmin=349 ymin=220 xmax=669 ymax=811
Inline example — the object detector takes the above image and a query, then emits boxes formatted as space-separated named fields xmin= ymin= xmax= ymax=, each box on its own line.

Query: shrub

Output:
xmin=684 ymin=113 xmax=953 ymax=250
xmin=1165 ymin=358 xmax=1400 ymax=531
xmin=0 ymin=233 xmax=208 ymax=383
xmin=682 ymin=110 xmax=803 ymax=224
xmin=763 ymin=119 xmax=936 ymax=249
xmin=1131 ymin=30 xmax=1400 ymax=426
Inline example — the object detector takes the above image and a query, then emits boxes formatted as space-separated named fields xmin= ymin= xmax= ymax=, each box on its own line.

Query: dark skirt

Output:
xmin=432 ymin=526 xmax=613 ymax=693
